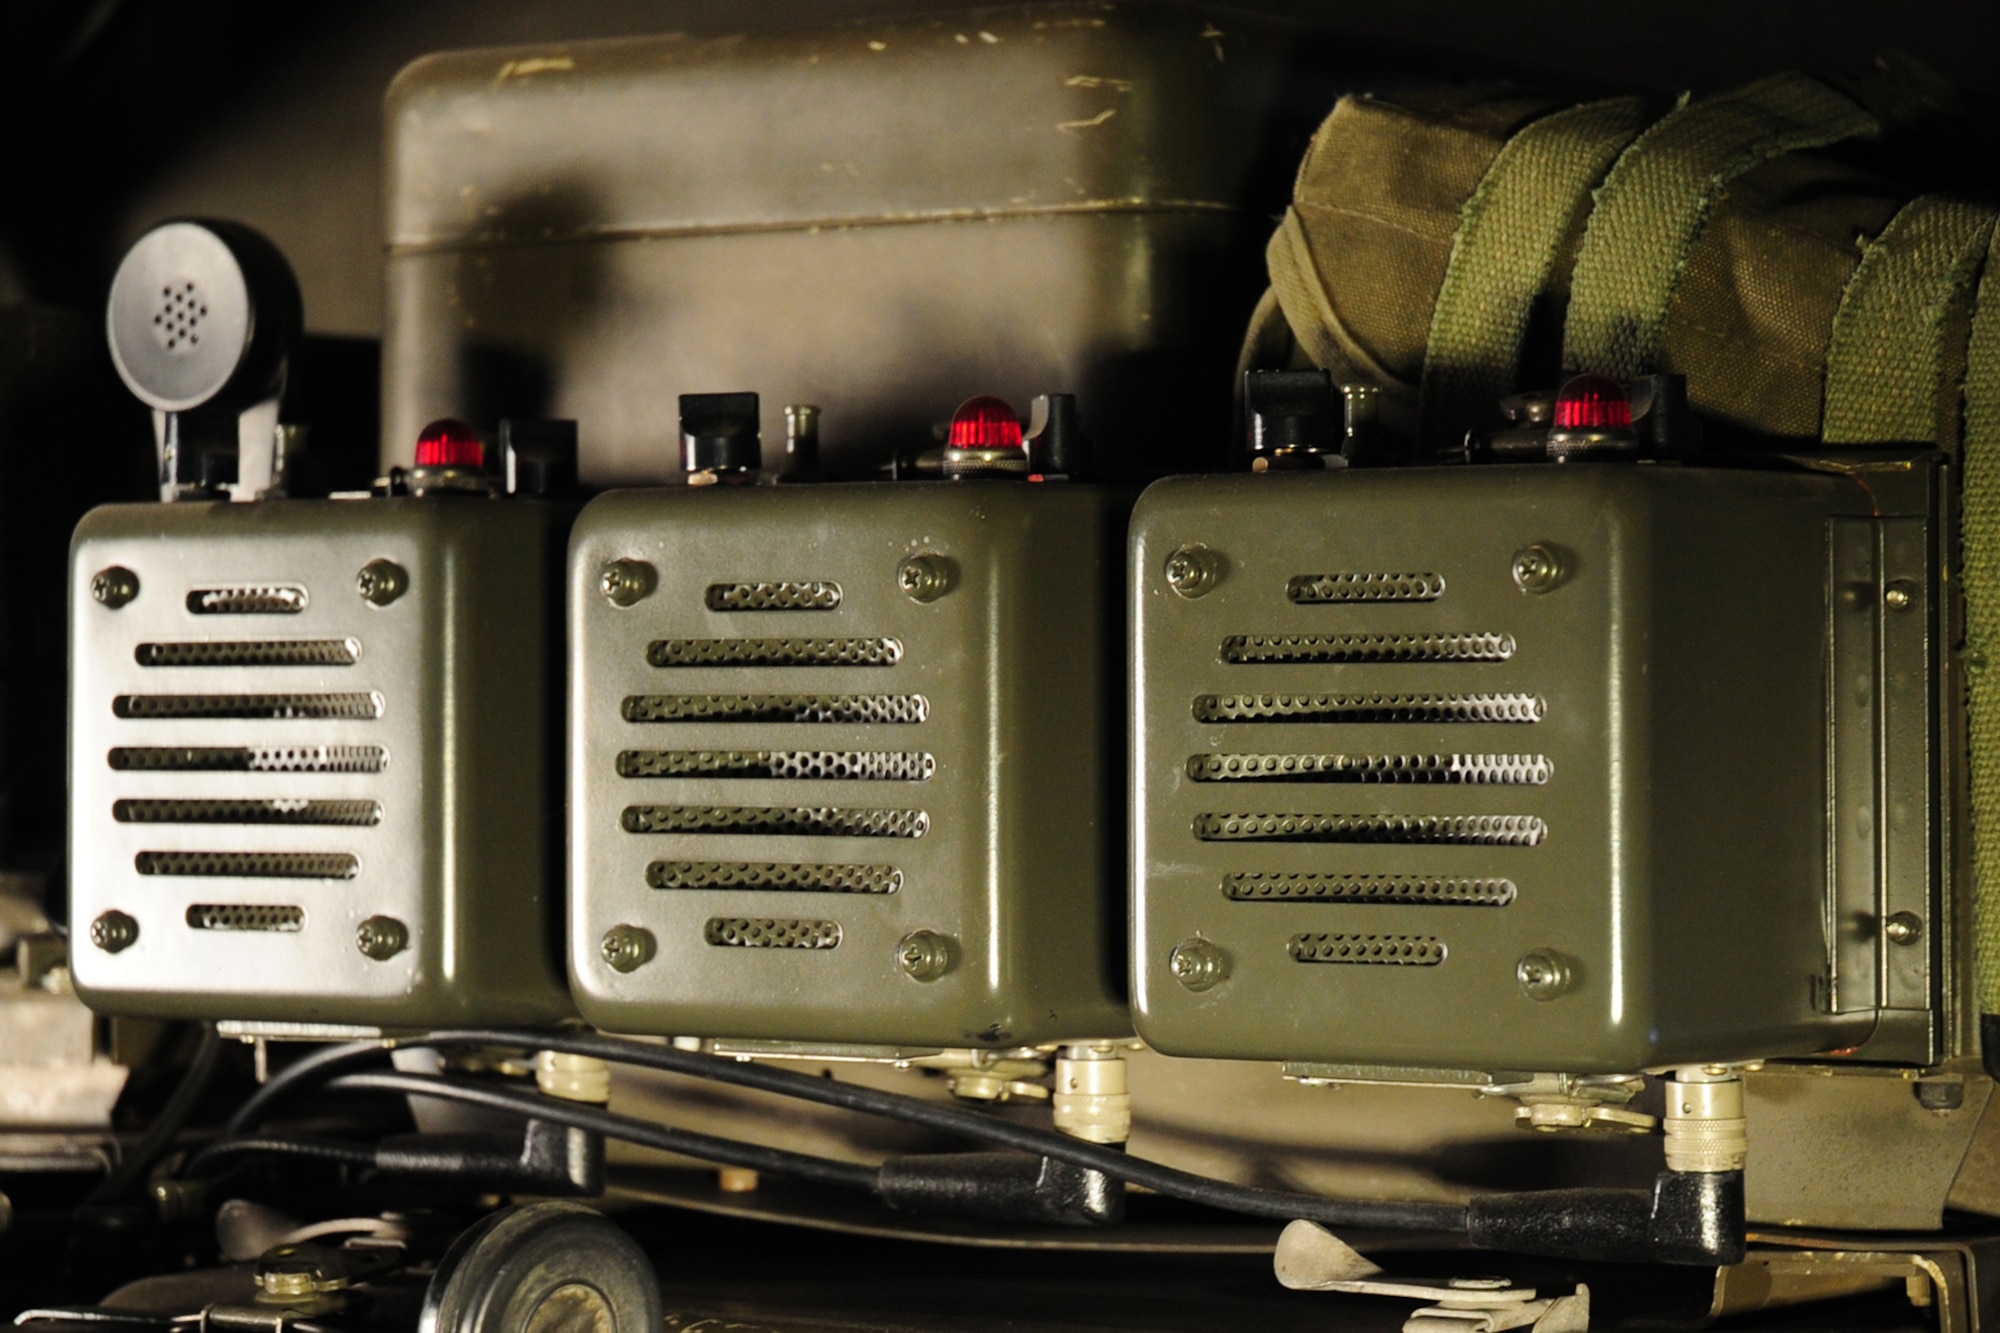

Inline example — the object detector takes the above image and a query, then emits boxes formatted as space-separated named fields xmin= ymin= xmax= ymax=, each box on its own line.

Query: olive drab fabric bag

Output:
xmin=1251 ymin=69 xmax=2000 ymax=1016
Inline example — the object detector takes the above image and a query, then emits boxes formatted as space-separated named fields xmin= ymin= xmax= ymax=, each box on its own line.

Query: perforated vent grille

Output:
xmin=1194 ymin=812 xmax=1545 ymax=845
xmin=1188 ymin=753 xmax=1550 ymax=785
xmin=109 ymin=745 xmax=386 ymax=773
xmin=185 ymin=904 xmax=304 ymax=932
xmin=1193 ymin=693 xmax=1544 ymax=724
xmin=186 ymin=586 xmax=306 ymax=615
xmin=622 ymin=805 xmax=928 ymax=838
xmin=113 ymin=798 xmax=382 ymax=826
xmin=137 ymin=851 xmax=359 ymax=879
xmin=113 ymin=693 xmax=383 ymax=721
xmin=1224 ymin=874 xmax=1515 ymax=906
xmin=1289 ymin=933 xmax=1445 ymax=965
xmin=647 ymin=637 xmax=901 ymax=667
xmin=1287 ymin=573 xmax=1444 ymax=603
xmin=649 ymin=861 xmax=901 ymax=894
xmin=704 ymin=917 xmax=842 ymax=948
xmin=1222 ymin=633 xmax=1514 ymax=664
xmin=705 ymin=581 xmax=842 ymax=611
xmin=136 ymin=639 xmax=359 ymax=667
xmin=622 ymin=694 xmax=928 ymax=724
xmin=618 ymin=750 xmax=934 ymax=781
xmin=153 ymin=281 xmax=208 ymax=352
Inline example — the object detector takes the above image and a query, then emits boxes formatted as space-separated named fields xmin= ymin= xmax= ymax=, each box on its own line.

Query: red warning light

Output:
xmin=415 ymin=418 xmax=484 ymax=469
xmin=1551 ymin=375 xmax=1632 ymax=432
xmin=947 ymin=396 xmax=1023 ymax=451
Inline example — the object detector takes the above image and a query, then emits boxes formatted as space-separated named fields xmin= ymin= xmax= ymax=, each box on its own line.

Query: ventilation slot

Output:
xmin=1290 ymin=934 xmax=1445 ymax=966
xmin=1224 ymin=874 xmax=1515 ymax=906
xmin=705 ymin=581 xmax=842 ymax=611
xmin=648 ymin=861 xmax=902 ymax=894
xmin=622 ymin=694 xmax=928 ymax=724
xmin=113 ymin=693 xmax=384 ymax=721
xmin=1288 ymin=573 xmax=1445 ymax=604
xmin=1193 ymin=813 xmax=1545 ymax=846
xmin=185 ymin=904 xmax=305 ymax=932
xmin=186 ymin=586 xmax=307 ymax=615
xmin=114 ymin=799 xmax=382 ymax=826
xmin=622 ymin=805 xmax=927 ymax=837
xmin=1188 ymin=753 xmax=1551 ymax=785
xmin=1194 ymin=693 xmax=1544 ymax=725
xmin=137 ymin=851 xmax=359 ymax=879
xmin=1223 ymin=633 xmax=1513 ymax=664
xmin=704 ymin=917 xmax=842 ymax=949
xmin=618 ymin=750 xmax=934 ymax=781
xmin=648 ymin=637 xmax=901 ymax=668
xmin=136 ymin=639 xmax=360 ymax=668
xmin=110 ymin=745 xmax=386 ymax=773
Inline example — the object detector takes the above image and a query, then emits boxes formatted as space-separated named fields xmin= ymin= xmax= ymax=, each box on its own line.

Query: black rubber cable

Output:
xmin=212 ymin=1029 xmax=1468 ymax=1233
xmin=192 ymin=1070 xmax=879 ymax=1194
xmin=88 ymin=1023 xmax=224 ymax=1203
xmin=183 ymin=1134 xmax=380 ymax=1174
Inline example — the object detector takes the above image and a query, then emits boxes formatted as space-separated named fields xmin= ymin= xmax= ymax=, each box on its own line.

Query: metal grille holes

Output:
xmin=1290 ymin=934 xmax=1446 ymax=965
xmin=1193 ymin=813 xmax=1545 ymax=846
xmin=704 ymin=917 xmax=843 ymax=949
xmin=113 ymin=798 xmax=382 ymax=826
xmin=618 ymin=750 xmax=935 ymax=781
xmin=136 ymin=639 xmax=360 ymax=667
xmin=1188 ymin=753 xmax=1551 ymax=785
xmin=185 ymin=904 xmax=304 ymax=932
xmin=1194 ymin=693 xmax=1544 ymax=724
xmin=622 ymin=694 xmax=928 ymax=724
xmin=705 ymin=581 xmax=842 ymax=611
xmin=1224 ymin=874 xmax=1515 ymax=906
xmin=621 ymin=805 xmax=928 ymax=838
xmin=647 ymin=637 xmax=901 ymax=667
xmin=113 ymin=693 xmax=384 ymax=721
xmin=648 ymin=861 xmax=902 ymax=894
xmin=110 ymin=745 xmax=387 ymax=773
xmin=1222 ymin=633 xmax=1513 ymax=664
xmin=1288 ymin=573 xmax=1445 ymax=603
xmin=186 ymin=586 xmax=307 ymax=615
xmin=137 ymin=851 xmax=360 ymax=879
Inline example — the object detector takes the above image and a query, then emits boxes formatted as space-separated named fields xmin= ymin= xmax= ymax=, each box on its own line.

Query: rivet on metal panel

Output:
xmin=895 ymin=929 xmax=953 ymax=981
xmin=91 ymin=566 xmax=140 ymax=608
xmin=1510 ymin=544 xmax=1565 ymax=595
xmin=1164 ymin=544 xmax=1223 ymax=599
xmin=1169 ymin=936 xmax=1229 ymax=991
xmin=1516 ymin=949 xmax=1572 ymax=1000
xmin=1884 ymin=911 xmax=1924 ymax=945
xmin=1885 ymin=579 xmax=1916 ymax=611
xmin=600 ymin=559 xmax=657 ymax=607
xmin=355 ymin=560 xmax=408 ymax=607
xmin=90 ymin=910 xmax=139 ymax=954
xmin=601 ymin=924 xmax=656 ymax=972
xmin=896 ymin=553 xmax=953 ymax=603
xmin=355 ymin=915 xmax=408 ymax=961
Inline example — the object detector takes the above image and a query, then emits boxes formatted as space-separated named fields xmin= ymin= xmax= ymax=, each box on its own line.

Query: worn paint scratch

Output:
xmin=867 ymin=39 xmax=887 ymax=51
xmin=1201 ymin=23 xmax=1226 ymax=62
xmin=1065 ymin=74 xmax=1133 ymax=92
xmin=978 ymin=30 xmax=1000 ymax=43
xmin=954 ymin=32 xmax=970 ymax=44
xmin=1056 ymin=108 xmax=1117 ymax=134
xmin=496 ymin=55 xmax=575 ymax=81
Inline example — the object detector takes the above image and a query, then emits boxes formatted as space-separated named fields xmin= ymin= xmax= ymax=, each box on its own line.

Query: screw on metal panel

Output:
xmin=1884 ymin=911 xmax=1924 ymax=945
xmin=1510 ymin=544 xmax=1564 ymax=594
xmin=1516 ymin=949 xmax=1572 ymax=1000
xmin=1168 ymin=936 xmax=1229 ymax=992
xmin=895 ymin=929 xmax=953 ymax=981
xmin=1163 ymin=545 xmax=1222 ymax=599
xmin=91 ymin=566 xmax=140 ymax=608
xmin=355 ymin=560 xmax=407 ymax=606
xmin=896 ymin=553 xmax=953 ymax=603
xmin=89 ymin=911 xmax=139 ymax=954
xmin=599 ymin=559 xmax=657 ymax=607
xmin=601 ymin=924 xmax=656 ymax=973
xmin=355 ymin=915 xmax=408 ymax=961
xmin=1885 ymin=580 xmax=1916 ymax=611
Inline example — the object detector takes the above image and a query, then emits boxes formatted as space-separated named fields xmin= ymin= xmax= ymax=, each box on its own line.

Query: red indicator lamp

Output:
xmin=947 ymin=396 xmax=1024 ymax=451
xmin=415 ymin=418 xmax=485 ymax=469
xmin=1551 ymin=375 xmax=1633 ymax=432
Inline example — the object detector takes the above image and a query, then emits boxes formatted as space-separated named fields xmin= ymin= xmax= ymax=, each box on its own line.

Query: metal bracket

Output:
xmin=1274 ymin=1221 xmax=1590 ymax=1332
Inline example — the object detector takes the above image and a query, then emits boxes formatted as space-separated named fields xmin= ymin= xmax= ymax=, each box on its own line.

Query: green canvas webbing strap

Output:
xmin=1562 ymin=73 xmax=1878 ymax=378
xmin=1417 ymin=96 xmax=1654 ymax=453
xmin=1823 ymin=196 xmax=1997 ymax=444
xmin=1962 ymin=224 xmax=2000 ymax=1012
xmin=1266 ymin=205 xmax=1401 ymax=387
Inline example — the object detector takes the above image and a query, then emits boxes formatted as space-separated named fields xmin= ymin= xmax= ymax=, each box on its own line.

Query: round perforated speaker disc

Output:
xmin=107 ymin=222 xmax=253 ymax=412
